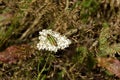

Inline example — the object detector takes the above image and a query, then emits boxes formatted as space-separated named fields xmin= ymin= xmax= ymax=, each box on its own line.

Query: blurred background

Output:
xmin=0 ymin=0 xmax=120 ymax=80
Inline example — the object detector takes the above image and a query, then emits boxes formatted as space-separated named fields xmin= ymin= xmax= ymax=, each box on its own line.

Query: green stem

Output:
xmin=37 ymin=53 xmax=50 ymax=80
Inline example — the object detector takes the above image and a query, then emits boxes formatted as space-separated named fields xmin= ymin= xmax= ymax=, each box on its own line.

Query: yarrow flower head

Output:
xmin=37 ymin=29 xmax=71 ymax=52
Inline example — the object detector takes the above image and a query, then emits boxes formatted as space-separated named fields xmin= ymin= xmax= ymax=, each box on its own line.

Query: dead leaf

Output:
xmin=97 ymin=57 xmax=120 ymax=78
xmin=0 ymin=44 xmax=35 ymax=64
xmin=0 ymin=12 xmax=13 ymax=26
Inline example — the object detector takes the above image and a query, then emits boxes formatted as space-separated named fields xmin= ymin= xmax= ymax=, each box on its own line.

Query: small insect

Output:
xmin=47 ymin=34 xmax=58 ymax=46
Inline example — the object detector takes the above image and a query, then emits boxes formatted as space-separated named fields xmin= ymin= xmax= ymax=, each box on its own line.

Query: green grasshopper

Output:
xmin=47 ymin=34 xmax=58 ymax=46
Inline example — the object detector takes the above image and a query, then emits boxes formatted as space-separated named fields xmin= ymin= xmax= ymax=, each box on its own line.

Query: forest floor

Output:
xmin=0 ymin=0 xmax=120 ymax=80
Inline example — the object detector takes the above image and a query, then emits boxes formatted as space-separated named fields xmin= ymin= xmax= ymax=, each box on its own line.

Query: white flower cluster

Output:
xmin=37 ymin=29 xmax=71 ymax=52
